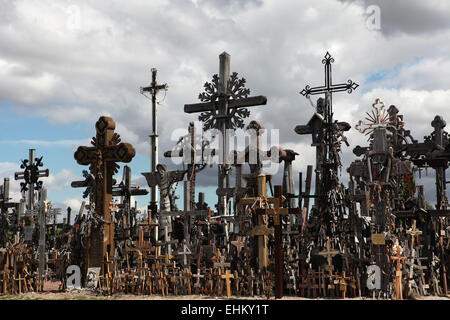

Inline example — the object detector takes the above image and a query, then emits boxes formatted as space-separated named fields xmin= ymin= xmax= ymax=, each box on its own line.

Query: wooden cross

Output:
xmin=184 ymin=268 xmax=193 ymax=295
xmin=318 ymin=238 xmax=340 ymax=271
xmin=390 ymin=244 xmax=407 ymax=300
xmin=308 ymin=270 xmax=319 ymax=298
xmin=406 ymin=220 xmax=422 ymax=250
xmin=193 ymin=268 xmax=204 ymax=293
xmin=298 ymin=275 xmax=308 ymax=297
xmin=335 ymin=271 xmax=351 ymax=298
xmin=240 ymin=174 xmax=271 ymax=271
xmin=176 ymin=241 xmax=192 ymax=267
xmin=255 ymin=185 xmax=301 ymax=299
xmin=230 ymin=236 xmax=245 ymax=256
xmin=212 ymin=248 xmax=230 ymax=272
xmin=221 ymin=269 xmax=234 ymax=298
xmin=74 ymin=116 xmax=136 ymax=271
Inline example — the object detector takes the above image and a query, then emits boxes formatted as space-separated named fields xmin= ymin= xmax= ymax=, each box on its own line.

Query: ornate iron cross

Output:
xmin=14 ymin=149 xmax=49 ymax=211
xmin=300 ymin=52 xmax=359 ymax=107
xmin=184 ymin=52 xmax=267 ymax=131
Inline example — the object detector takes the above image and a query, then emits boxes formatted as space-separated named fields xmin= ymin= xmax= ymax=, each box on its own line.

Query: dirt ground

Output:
xmin=1 ymin=290 xmax=449 ymax=300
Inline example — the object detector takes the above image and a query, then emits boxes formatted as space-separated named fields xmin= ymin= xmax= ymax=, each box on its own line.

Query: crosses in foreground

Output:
xmin=74 ymin=116 xmax=136 ymax=271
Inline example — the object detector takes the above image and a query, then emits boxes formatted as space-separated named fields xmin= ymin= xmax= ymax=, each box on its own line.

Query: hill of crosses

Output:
xmin=1 ymin=52 xmax=449 ymax=300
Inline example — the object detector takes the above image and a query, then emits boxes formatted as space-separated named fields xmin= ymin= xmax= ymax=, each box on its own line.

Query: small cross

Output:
xmin=176 ymin=241 xmax=192 ymax=267
xmin=406 ymin=220 xmax=422 ymax=250
xmin=221 ymin=269 xmax=234 ymax=298
xmin=318 ymin=238 xmax=340 ymax=271
xmin=231 ymin=236 xmax=245 ymax=256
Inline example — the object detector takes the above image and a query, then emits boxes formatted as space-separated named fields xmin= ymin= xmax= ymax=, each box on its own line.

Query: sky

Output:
xmin=1 ymin=0 xmax=449 ymax=223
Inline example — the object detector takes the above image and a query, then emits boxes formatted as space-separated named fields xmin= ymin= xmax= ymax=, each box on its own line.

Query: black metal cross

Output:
xmin=300 ymin=52 xmax=359 ymax=109
xmin=14 ymin=149 xmax=49 ymax=211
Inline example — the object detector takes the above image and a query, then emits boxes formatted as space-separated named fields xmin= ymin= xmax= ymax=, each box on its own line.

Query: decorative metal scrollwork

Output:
xmin=198 ymin=72 xmax=251 ymax=131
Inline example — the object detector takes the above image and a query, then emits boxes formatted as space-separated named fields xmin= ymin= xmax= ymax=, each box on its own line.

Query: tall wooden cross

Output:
xmin=140 ymin=68 xmax=168 ymax=213
xmin=390 ymin=243 xmax=407 ymax=300
xmin=74 ymin=116 xmax=136 ymax=271
xmin=240 ymin=174 xmax=272 ymax=271
xmin=14 ymin=149 xmax=49 ymax=212
xmin=221 ymin=269 xmax=234 ymax=298
xmin=254 ymin=185 xmax=301 ymax=299
xmin=184 ymin=52 xmax=267 ymax=215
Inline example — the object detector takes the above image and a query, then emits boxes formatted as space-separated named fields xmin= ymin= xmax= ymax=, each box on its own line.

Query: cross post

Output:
xmin=140 ymin=68 xmax=168 ymax=213
xmin=14 ymin=149 xmax=49 ymax=212
xmin=255 ymin=185 xmax=301 ymax=298
xmin=184 ymin=52 xmax=267 ymax=215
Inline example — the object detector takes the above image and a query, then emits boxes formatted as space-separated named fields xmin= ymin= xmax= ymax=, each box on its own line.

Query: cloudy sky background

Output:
xmin=1 ymin=0 xmax=449 ymax=222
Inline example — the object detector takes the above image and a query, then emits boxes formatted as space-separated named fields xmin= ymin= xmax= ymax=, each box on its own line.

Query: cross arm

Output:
xmin=184 ymin=95 xmax=267 ymax=113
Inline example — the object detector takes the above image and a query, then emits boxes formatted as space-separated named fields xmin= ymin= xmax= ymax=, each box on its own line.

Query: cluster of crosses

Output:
xmin=0 ymin=52 xmax=449 ymax=300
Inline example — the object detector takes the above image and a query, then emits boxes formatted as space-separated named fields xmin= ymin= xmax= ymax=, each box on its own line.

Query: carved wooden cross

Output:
xmin=176 ymin=240 xmax=192 ymax=267
xmin=221 ymin=269 xmax=234 ymax=298
xmin=240 ymin=174 xmax=271 ymax=270
xmin=212 ymin=248 xmax=231 ymax=272
xmin=230 ymin=236 xmax=245 ymax=256
xmin=74 ymin=116 xmax=135 ymax=271
xmin=14 ymin=149 xmax=49 ymax=211
xmin=254 ymin=185 xmax=301 ymax=299
xmin=390 ymin=243 xmax=407 ymax=300
xmin=193 ymin=268 xmax=204 ymax=292
xmin=318 ymin=238 xmax=340 ymax=271
xmin=184 ymin=267 xmax=193 ymax=295
xmin=406 ymin=220 xmax=422 ymax=250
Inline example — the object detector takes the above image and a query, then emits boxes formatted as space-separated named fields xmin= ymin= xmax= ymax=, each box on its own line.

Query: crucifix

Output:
xmin=221 ymin=269 xmax=234 ymax=298
xmin=140 ymin=68 xmax=168 ymax=213
xmin=212 ymin=248 xmax=231 ymax=272
xmin=164 ymin=122 xmax=212 ymax=211
xmin=14 ymin=149 xmax=49 ymax=212
xmin=255 ymin=185 xmax=301 ymax=299
xmin=184 ymin=52 xmax=267 ymax=215
xmin=142 ymin=164 xmax=186 ymax=237
xmin=318 ymin=238 xmax=340 ymax=272
xmin=74 ymin=116 xmax=136 ymax=271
